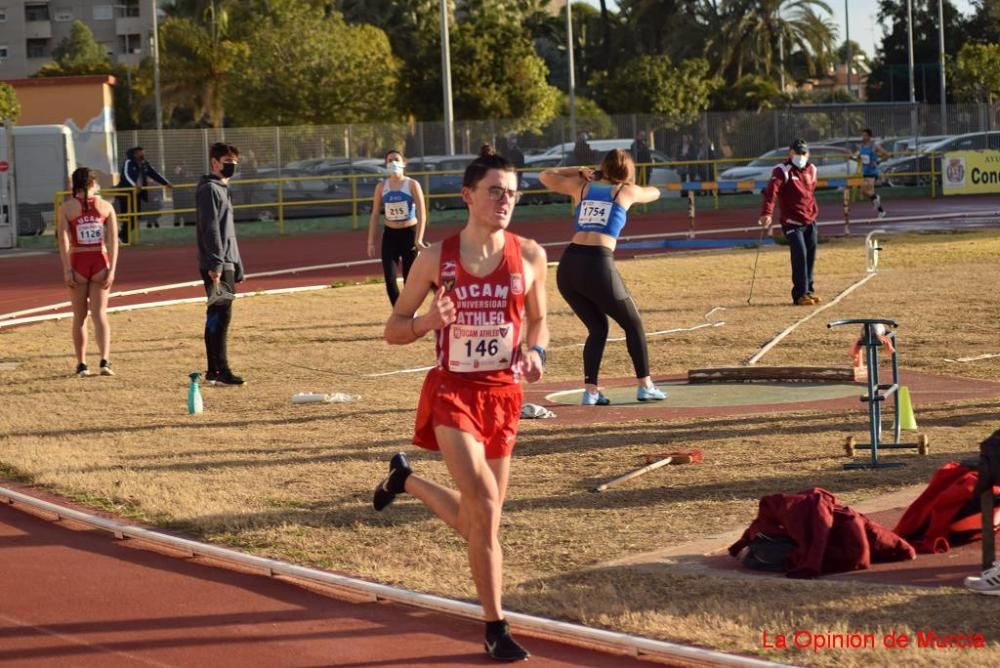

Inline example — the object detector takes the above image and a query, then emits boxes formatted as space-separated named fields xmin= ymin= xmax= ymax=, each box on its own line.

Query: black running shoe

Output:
xmin=99 ymin=359 xmax=115 ymax=376
xmin=204 ymin=370 xmax=220 ymax=385
xmin=75 ymin=362 xmax=91 ymax=378
xmin=373 ymin=452 xmax=412 ymax=511
xmin=485 ymin=622 xmax=530 ymax=662
xmin=214 ymin=370 xmax=245 ymax=386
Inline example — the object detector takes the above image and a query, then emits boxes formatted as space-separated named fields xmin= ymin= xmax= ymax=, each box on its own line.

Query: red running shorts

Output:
xmin=413 ymin=367 xmax=523 ymax=460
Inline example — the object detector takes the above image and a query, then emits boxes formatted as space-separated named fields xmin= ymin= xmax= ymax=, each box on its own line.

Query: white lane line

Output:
xmin=0 ymin=611 xmax=174 ymax=668
xmin=0 ymin=285 xmax=332 ymax=329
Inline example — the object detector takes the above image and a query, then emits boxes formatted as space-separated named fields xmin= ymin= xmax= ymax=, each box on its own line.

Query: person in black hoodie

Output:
xmin=196 ymin=142 xmax=245 ymax=386
xmin=119 ymin=146 xmax=173 ymax=236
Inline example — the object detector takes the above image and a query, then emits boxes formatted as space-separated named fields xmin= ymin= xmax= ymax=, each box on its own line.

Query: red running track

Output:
xmin=0 ymin=498 xmax=680 ymax=667
xmin=3 ymin=195 xmax=999 ymax=318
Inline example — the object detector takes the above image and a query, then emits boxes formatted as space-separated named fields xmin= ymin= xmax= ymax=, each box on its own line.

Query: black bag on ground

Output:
xmin=739 ymin=533 xmax=797 ymax=572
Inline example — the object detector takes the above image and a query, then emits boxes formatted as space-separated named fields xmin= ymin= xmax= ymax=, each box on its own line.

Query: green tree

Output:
xmin=866 ymin=0 xmax=968 ymax=103
xmin=0 ymin=83 xmax=21 ymax=124
xmin=224 ymin=1 xmax=398 ymax=126
xmin=951 ymin=42 xmax=1000 ymax=104
xmin=711 ymin=0 xmax=836 ymax=85
xmin=448 ymin=19 xmax=560 ymax=130
xmin=35 ymin=20 xmax=111 ymax=75
xmin=592 ymin=55 xmax=720 ymax=129
xmin=159 ymin=15 xmax=247 ymax=127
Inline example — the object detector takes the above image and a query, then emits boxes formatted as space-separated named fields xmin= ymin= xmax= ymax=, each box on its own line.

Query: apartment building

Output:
xmin=0 ymin=1 xmax=156 ymax=79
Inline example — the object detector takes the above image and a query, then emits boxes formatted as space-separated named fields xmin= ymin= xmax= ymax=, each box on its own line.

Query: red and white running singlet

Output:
xmin=434 ymin=232 xmax=526 ymax=386
xmin=67 ymin=198 xmax=109 ymax=251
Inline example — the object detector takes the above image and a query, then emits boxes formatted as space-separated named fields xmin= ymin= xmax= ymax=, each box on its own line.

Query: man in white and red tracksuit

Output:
xmin=758 ymin=138 xmax=820 ymax=306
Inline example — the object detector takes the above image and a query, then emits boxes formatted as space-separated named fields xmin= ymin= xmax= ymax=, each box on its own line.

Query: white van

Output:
xmin=0 ymin=124 xmax=77 ymax=244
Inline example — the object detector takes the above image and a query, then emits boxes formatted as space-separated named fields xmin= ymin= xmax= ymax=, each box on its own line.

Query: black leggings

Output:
xmin=556 ymin=244 xmax=650 ymax=385
xmin=201 ymin=268 xmax=235 ymax=374
xmin=381 ymin=225 xmax=418 ymax=305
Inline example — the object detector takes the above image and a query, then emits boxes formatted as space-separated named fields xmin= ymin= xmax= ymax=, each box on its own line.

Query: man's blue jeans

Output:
xmin=783 ymin=223 xmax=817 ymax=302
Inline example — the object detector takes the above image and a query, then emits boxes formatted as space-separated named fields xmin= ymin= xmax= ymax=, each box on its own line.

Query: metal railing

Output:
xmin=69 ymin=152 xmax=950 ymax=245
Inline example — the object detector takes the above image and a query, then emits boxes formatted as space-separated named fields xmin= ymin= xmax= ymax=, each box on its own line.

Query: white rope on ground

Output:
xmin=363 ymin=364 xmax=435 ymax=378
xmin=0 ymin=259 xmax=382 ymax=322
xmin=944 ymin=353 xmax=1000 ymax=363
xmin=0 ymin=486 xmax=786 ymax=668
xmin=746 ymin=273 xmax=878 ymax=366
xmin=554 ymin=306 xmax=726 ymax=350
xmin=7 ymin=207 xmax=994 ymax=324
xmin=363 ymin=308 xmax=727 ymax=377
xmin=0 ymin=284 xmax=332 ymax=329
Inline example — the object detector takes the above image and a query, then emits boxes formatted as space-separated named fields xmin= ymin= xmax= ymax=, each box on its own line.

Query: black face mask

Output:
xmin=220 ymin=162 xmax=237 ymax=179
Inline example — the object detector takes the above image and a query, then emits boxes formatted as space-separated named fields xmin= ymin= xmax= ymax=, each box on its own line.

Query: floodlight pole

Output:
xmin=440 ymin=0 xmax=455 ymax=156
xmin=938 ymin=0 xmax=947 ymax=133
xmin=844 ymin=0 xmax=851 ymax=94
xmin=566 ymin=1 xmax=576 ymax=141
xmin=150 ymin=0 xmax=164 ymax=173
xmin=906 ymin=0 xmax=917 ymax=137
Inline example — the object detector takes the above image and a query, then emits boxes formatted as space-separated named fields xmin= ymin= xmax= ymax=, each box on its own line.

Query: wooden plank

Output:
xmin=687 ymin=366 xmax=855 ymax=383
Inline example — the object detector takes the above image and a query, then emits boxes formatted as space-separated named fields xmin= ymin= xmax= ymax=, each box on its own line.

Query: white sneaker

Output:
xmin=965 ymin=561 xmax=1000 ymax=595
xmin=878 ymin=209 xmax=887 ymax=219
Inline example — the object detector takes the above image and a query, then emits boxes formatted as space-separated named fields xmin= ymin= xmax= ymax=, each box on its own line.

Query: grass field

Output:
xmin=1 ymin=228 xmax=999 ymax=666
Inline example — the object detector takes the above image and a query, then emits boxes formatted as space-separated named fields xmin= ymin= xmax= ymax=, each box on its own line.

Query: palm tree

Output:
xmin=710 ymin=0 xmax=836 ymax=89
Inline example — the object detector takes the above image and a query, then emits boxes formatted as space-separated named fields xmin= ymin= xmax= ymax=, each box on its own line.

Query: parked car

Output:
xmin=519 ymin=155 xmax=567 ymax=205
xmin=881 ymin=131 xmax=1000 ymax=187
xmin=717 ymin=145 xmax=859 ymax=193
xmin=407 ymin=154 xmax=478 ymax=210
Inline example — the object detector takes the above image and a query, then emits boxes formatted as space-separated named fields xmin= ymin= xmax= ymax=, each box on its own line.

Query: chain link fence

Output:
xmin=117 ymin=102 xmax=1000 ymax=183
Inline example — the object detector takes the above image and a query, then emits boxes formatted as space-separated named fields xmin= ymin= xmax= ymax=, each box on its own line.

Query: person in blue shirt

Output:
xmin=855 ymin=129 xmax=890 ymax=219
xmin=540 ymin=149 xmax=666 ymax=406
xmin=366 ymin=150 xmax=428 ymax=305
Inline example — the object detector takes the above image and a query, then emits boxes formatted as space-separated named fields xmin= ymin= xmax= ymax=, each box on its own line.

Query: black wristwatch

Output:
xmin=529 ymin=344 xmax=546 ymax=366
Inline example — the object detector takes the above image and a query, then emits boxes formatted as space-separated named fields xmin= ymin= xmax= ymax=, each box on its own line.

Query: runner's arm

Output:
xmin=104 ymin=201 xmax=119 ymax=278
xmin=384 ymin=245 xmax=444 ymax=345
xmin=411 ymin=179 xmax=428 ymax=247
xmin=56 ymin=203 xmax=72 ymax=281
xmin=522 ymin=239 xmax=550 ymax=358
xmin=539 ymin=167 xmax=588 ymax=199
xmin=367 ymin=181 xmax=383 ymax=256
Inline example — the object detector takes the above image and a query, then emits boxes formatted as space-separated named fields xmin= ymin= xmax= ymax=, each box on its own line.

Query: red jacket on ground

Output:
xmin=729 ymin=488 xmax=916 ymax=578
xmin=894 ymin=461 xmax=1000 ymax=553
xmin=760 ymin=161 xmax=818 ymax=226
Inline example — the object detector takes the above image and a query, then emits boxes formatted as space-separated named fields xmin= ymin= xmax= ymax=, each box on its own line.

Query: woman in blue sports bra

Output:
xmin=540 ymin=149 xmax=666 ymax=406
xmin=366 ymin=150 xmax=429 ymax=305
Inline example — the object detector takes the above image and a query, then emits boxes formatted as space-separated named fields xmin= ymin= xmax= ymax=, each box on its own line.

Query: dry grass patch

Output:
xmin=1 ymin=229 xmax=999 ymax=666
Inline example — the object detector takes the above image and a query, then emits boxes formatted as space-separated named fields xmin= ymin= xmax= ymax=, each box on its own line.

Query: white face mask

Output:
xmin=791 ymin=155 xmax=808 ymax=169
xmin=386 ymin=161 xmax=404 ymax=175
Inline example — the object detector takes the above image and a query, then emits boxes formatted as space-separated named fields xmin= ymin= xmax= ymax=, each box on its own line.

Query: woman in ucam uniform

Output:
xmin=372 ymin=145 xmax=548 ymax=662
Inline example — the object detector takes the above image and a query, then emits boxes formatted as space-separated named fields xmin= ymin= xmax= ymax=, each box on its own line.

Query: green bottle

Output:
xmin=188 ymin=371 xmax=203 ymax=415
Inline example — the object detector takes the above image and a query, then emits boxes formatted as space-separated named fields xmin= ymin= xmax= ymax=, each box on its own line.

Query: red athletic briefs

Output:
xmin=70 ymin=251 xmax=109 ymax=281
xmin=413 ymin=367 xmax=523 ymax=460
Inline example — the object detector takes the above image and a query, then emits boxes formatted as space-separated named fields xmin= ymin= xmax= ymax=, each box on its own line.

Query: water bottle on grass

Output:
xmin=188 ymin=371 xmax=204 ymax=415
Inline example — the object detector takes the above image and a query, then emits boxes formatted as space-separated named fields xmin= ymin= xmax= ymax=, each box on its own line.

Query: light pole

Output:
xmin=149 ymin=0 xmax=164 ymax=173
xmin=566 ymin=1 xmax=576 ymax=143
xmin=938 ymin=0 xmax=947 ymax=133
xmin=844 ymin=0 xmax=851 ymax=95
xmin=440 ymin=0 xmax=455 ymax=156
xmin=906 ymin=0 xmax=917 ymax=137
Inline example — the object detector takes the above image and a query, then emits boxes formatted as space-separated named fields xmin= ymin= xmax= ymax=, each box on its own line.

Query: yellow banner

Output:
xmin=942 ymin=150 xmax=1000 ymax=195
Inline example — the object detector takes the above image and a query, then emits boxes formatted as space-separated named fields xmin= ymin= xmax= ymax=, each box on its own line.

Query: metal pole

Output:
xmin=938 ymin=0 xmax=947 ymax=133
xmin=906 ymin=0 xmax=917 ymax=138
xmin=844 ymin=0 xmax=851 ymax=95
xmin=566 ymin=1 xmax=576 ymax=141
xmin=778 ymin=37 xmax=785 ymax=92
xmin=440 ymin=0 xmax=455 ymax=156
xmin=906 ymin=0 xmax=916 ymax=103
xmin=150 ymin=0 xmax=164 ymax=174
